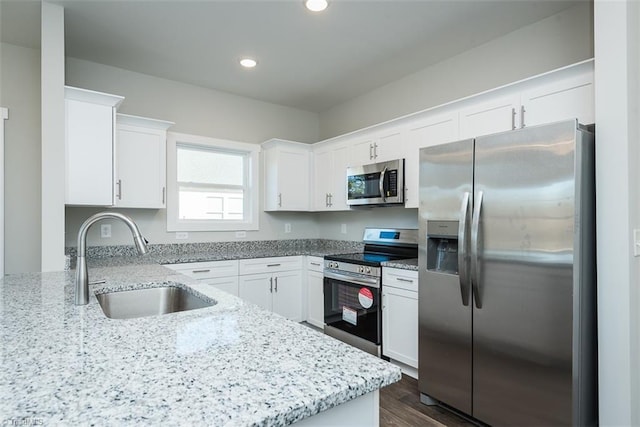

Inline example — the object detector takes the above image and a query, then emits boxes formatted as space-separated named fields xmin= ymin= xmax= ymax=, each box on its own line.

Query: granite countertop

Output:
xmin=381 ymin=258 xmax=419 ymax=271
xmin=69 ymin=239 xmax=418 ymax=271
xmin=0 ymin=265 xmax=401 ymax=426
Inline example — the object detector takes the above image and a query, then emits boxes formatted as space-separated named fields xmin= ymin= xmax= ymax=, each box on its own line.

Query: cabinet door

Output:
xmin=205 ymin=276 xmax=239 ymax=297
xmin=238 ymin=273 xmax=273 ymax=311
xmin=278 ymin=148 xmax=310 ymax=211
xmin=272 ymin=270 xmax=303 ymax=322
xmin=329 ymin=144 xmax=350 ymax=211
xmin=459 ymin=94 xmax=520 ymax=139
xmin=521 ymin=72 xmax=594 ymax=127
xmin=404 ymin=112 xmax=459 ymax=208
xmin=306 ymin=270 xmax=325 ymax=328
xmin=374 ymin=127 xmax=404 ymax=163
xmin=264 ymin=142 xmax=310 ymax=211
xmin=115 ymin=124 xmax=166 ymax=208
xmin=65 ymin=99 xmax=115 ymax=206
xmin=382 ymin=286 xmax=418 ymax=368
xmin=351 ymin=135 xmax=376 ymax=165
xmin=312 ymin=148 xmax=333 ymax=211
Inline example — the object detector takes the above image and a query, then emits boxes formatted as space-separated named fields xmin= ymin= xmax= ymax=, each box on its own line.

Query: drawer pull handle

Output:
xmin=267 ymin=263 xmax=281 ymax=267
xmin=310 ymin=262 xmax=321 ymax=266
xmin=192 ymin=269 xmax=211 ymax=273
xmin=396 ymin=277 xmax=414 ymax=283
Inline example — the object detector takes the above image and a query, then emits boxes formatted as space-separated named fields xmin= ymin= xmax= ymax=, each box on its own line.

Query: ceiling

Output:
xmin=1 ymin=0 xmax=586 ymax=113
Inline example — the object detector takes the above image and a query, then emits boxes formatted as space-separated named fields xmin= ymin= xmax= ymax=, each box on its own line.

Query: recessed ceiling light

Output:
xmin=305 ymin=0 xmax=328 ymax=12
xmin=239 ymin=58 xmax=257 ymax=68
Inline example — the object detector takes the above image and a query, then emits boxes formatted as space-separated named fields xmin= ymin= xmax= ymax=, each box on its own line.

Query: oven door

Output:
xmin=323 ymin=270 xmax=381 ymax=349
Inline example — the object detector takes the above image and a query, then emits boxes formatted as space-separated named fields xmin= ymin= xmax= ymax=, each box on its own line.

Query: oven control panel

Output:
xmin=324 ymin=260 xmax=380 ymax=278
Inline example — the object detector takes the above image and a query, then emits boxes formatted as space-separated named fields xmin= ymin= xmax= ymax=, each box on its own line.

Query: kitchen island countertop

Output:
xmin=0 ymin=264 xmax=400 ymax=426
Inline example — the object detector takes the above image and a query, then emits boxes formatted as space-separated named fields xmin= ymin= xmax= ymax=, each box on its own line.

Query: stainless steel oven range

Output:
xmin=323 ymin=228 xmax=418 ymax=356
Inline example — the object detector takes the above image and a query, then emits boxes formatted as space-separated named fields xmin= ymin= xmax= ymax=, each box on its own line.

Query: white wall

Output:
xmin=40 ymin=2 xmax=65 ymax=271
xmin=318 ymin=2 xmax=594 ymax=139
xmin=65 ymin=58 xmax=319 ymax=144
xmin=594 ymin=1 xmax=640 ymax=425
xmin=64 ymin=59 xmax=321 ymax=247
xmin=315 ymin=208 xmax=418 ymax=242
xmin=0 ymin=43 xmax=42 ymax=274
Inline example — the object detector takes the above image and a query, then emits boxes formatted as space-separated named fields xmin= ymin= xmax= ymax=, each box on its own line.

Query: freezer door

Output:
xmin=471 ymin=120 xmax=579 ymax=425
xmin=418 ymin=139 xmax=473 ymax=414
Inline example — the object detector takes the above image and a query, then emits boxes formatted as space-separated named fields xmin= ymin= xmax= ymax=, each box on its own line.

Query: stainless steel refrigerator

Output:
xmin=418 ymin=119 xmax=597 ymax=426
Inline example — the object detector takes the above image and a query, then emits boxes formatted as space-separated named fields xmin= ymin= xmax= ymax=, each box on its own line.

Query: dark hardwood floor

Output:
xmin=380 ymin=375 xmax=474 ymax=427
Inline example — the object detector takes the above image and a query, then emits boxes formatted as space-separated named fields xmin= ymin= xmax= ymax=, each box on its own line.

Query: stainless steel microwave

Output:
xmin=346 ymin=159 xmax=405 ymax=206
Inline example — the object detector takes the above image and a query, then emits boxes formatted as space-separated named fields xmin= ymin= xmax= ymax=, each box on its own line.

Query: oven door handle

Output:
xmin=324 ymin=270 xmax=380 ymax=288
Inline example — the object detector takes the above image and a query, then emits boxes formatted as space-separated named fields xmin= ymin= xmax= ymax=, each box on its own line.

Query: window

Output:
xmin=167 ymin=132 xmax=260 ymax=231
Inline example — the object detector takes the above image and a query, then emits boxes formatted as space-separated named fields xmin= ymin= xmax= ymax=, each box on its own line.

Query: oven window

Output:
xmin=324 ymin=278 xmax=380 ymax=344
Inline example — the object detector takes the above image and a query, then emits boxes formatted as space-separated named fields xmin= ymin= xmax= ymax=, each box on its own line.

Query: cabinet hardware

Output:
xmin=116 ymin=179 xmax=122 ymax=200
xmin=328 ymin=193 xmax=333 ymax=207
xmin=511 ymin=107 xmax=517 ymax=130
xmin=325 ymin=193 xmax=329 ymax=207
xmin=274 ymin=277 xmax=278 ymax=292
xmin=310 ymin=262 xmax=321 ymax=266
xmin=192 ymin=269 xmax=211 ymax=273
xmin=369 ymin=144 xmax=374 ymax=160
xmin=278 ymin=193 xmax=282 ymax=207
xmin=520 ymin=105 xmax=526 ymax=128
xmin=396 ymin=277 xmax=414 ymax=283
xmin=373 ymin=142 xmax=378 ymax=159
xmin=269 ymin=277 xmax=273 ymax=293
xmin=267 ymin=263 xmax=281 ymax=267
xmin=162 ymin=187 xmax=165 ymax=204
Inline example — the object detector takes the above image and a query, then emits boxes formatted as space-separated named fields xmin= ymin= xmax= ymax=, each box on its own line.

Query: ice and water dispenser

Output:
xmin=426 ymin=220 xmax=459 ymax=274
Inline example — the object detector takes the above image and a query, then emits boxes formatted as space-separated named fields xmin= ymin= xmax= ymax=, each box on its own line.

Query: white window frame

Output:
xmin=166 ymin=132 xmax=260 ymax=232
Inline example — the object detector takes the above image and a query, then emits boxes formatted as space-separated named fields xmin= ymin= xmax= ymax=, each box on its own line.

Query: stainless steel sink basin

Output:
xmin=96 ymin=285 xmax=214 ymax=319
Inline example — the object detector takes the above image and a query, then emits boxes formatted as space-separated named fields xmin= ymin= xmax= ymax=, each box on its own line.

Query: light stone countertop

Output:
xmin=0 ymin=264 xmax=401 ymax=426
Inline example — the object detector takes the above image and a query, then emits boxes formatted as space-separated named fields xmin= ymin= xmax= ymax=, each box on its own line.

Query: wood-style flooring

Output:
xmin=380 ymin=375 xmax=474 ymax=427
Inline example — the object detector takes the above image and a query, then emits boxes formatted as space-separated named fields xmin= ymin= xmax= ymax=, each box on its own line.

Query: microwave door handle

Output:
xmin=379 ymin=167 xmax=387 ymax=202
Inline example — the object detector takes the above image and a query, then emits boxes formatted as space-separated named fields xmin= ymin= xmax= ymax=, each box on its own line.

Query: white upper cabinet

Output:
xmin=458 ymin=94 xmax=521 ymax=140
xmin=65 ymin=86 xmax=124 ymax=206
xmin=262 ymin=139 xmax=311 ymax=211
xmin=312 ymin=142 xmax=350 ymax=211
xmin=115 ymin=114 xmax=173 ymax=209
xmin=403 ymin=111 xmax=459 ymax=208
xmin=350 ymin=127 xmax=404 ymax=166
xmin=520 ymin=69 xmax=594 ymax=128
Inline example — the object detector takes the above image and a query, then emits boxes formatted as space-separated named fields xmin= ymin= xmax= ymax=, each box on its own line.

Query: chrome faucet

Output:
xmin=75 ymin=211 xmax=148 ymax=305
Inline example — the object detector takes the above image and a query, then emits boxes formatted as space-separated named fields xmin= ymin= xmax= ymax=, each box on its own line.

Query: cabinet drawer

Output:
xmin=204 ymin=276 xmax=239 ymax=297
xmin=165 ymin=260 xmax=239 ymax=279
xmin=239 ymin=256 xmax=302 ymax=275
xmin=306 ymin=256 xmax=324 ymax=273
xmin=382 ymin=267 xmax=419 ymax=292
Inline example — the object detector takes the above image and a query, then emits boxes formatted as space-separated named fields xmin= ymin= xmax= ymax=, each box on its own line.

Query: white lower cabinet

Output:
xmin=239 ymin=256 xmax=303 ymax=322
xmin=306 ymin=256 xmax=325 ymax=328
xmin=164 ymin=260 xmax=239 ymax=296
xmin=382 ymin=268 xmax=419 ymax=374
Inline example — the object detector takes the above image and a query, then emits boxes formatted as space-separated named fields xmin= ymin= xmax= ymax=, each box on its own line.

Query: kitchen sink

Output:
xmin=96 ymin=284 xmax=215 ymax=319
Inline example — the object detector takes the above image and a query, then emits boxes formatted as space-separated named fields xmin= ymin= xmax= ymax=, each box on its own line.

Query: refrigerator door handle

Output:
xmin=471 ymin=190 xmax=483 ymax=309
xmin=458 ymin=192 xmax=471 ymax=306
xmin=379 ymin=166 xmax=388 ymax=202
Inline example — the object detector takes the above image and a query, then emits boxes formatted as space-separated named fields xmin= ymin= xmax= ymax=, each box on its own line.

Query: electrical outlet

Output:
xmin=100 ymin=224 xmax=111 ymax=238
xmin=175 ymin=232 xmax=189 ymax=240
xmin=341 ymin=224 xmax=347 ymax=234
xmin=236 ymin=231 xmax=247 ymax=238
xmin=284 ymin=223 xmax=291 ymax=233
